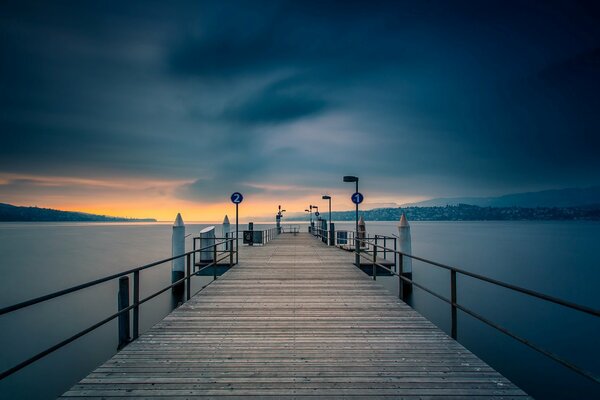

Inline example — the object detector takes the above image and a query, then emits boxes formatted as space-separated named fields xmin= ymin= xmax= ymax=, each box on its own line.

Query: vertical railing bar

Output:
xmin=213 ymin=244 xmax=217 ymax=281
xmin=186 ymin=253 xmax=191 ymax=302
xmin=117 ymin=276 xmax=130 ymax=350
xmin=394 ymin=237 xmax=398 ymax=273
xmin=373 ymin=241 xmax=377 ymax=281
xmin=451 ymin=270 xmax=457 ymax=339
xmin=384 ymin=236 xmax=387 ymax=260
xmin=132 ymin=271 xmax=139 ymax=339
xmin=398 ymin=255 xmax=404 ymax=300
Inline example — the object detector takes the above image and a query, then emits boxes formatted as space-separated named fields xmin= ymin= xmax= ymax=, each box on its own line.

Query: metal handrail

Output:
xmin=0 ymin=238 xmax=236 ymax=380
xmin=0 ymin=239 xmax=233 ymax=316
xmin=347 ymin=235 xmax=600 ymax=384
xmin=355 ymin=236 xmax=600 ymax=317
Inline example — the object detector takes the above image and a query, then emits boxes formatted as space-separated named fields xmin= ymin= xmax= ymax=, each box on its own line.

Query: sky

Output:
xmin=1 ymin=0 xmax=599 ymax=221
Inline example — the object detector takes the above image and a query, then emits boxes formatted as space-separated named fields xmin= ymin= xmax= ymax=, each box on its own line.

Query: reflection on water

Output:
xmin=0 ymin=221 xmax=599 ymax=399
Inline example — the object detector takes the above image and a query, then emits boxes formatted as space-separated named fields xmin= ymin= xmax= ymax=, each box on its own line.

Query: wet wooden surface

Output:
xmin=61 ymin=233 xmax=528 ymax=399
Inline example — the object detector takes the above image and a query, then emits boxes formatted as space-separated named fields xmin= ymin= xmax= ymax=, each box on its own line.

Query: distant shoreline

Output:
xmin=285 ymin=204 xmax=600 ymax=222
xmin=0 ymin=203 xmax=156 ymax=222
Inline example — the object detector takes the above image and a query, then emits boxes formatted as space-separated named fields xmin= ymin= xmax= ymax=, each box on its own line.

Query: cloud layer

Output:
xmin=1 ymin=0 xmax=599 ymax=212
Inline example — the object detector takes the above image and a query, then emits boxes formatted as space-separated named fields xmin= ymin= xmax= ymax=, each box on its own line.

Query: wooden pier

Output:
xmin=61 ymin=233 xmax=528 ymax=399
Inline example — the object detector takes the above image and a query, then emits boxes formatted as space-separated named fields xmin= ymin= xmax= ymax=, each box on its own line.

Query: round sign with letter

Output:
xmin=315 ymin=211 xmax=320 ymax=217
xmin=351 ymin=192 xmax=364 ymax=204
xmin=230 ymin=192 xmax=243 ymax=204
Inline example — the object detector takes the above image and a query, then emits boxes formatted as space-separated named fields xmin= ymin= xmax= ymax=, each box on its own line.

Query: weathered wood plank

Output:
xmin=60 ymin=233 xmax=529 ymax=398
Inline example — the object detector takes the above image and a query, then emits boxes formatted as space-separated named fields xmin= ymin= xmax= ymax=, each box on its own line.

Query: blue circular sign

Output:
xmin=315 ymin=211 xmax=320 ymax=217
xmin=230 ymin=192 xmax=244 ymax=204
xmin=351 ymin=192 xmax=364 ymax=204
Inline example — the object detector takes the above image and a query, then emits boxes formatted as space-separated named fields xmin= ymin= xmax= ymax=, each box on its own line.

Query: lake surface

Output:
xmin=0 ymin=221 xmax=599 ymax=399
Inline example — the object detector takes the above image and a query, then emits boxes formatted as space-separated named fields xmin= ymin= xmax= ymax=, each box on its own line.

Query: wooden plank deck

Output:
xmin=61 ymin=233 xmax=529 ymax=399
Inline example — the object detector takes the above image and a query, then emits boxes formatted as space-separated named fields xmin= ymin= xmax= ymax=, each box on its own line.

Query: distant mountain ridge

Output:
xmin=285 ymin=204 xmax=600 ymax=222
xmin=402 ymin=186 xmax=600 ymax=208
xmin=0 ymin=203 xmax=156 ymax=222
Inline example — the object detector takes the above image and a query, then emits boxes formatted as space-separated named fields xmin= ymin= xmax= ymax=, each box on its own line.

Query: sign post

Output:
xmin=230 ymin=192 xmax=243 ymax=264
xmin=351 ymin=191 xmax=363 ymax=266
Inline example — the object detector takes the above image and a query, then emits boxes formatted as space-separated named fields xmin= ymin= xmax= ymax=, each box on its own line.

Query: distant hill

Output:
xmin=285 ymin=204 xmax=600 ymax=222
xmin=0 ymin=203 xmax=156 ymax=222
xmin=402 ymin=186 xmax=600 ymax=208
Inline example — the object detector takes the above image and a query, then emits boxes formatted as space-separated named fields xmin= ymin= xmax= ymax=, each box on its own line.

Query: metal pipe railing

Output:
xmin=350 ymin=234 xmax=600 ymax=383
xmin=346 ymin=235 xmax=600 ymax=384
xmin=0 ymin=237 xmax=236 ymax=380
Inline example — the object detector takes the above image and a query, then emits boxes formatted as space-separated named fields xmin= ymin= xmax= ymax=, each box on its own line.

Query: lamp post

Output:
xmin=322 ymin=195 xmax=332 ymax=245
xmin=343 ymin=176 xmax=359 ymax=266
xmin=276 ymin=205 xmax=286 ymax=234
xmin=312 ymin=205 xmax=319 ymax=236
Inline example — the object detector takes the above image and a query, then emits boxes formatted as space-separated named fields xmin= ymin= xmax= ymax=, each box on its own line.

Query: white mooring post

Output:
xmin=223 ymin=215 xmax=230 ymax=250
xmin=398 ymin=213 xmax=413 ymax=298
xmin=199 ymin=226 xmax=216 ymax=264
xmin=171 ymin=213 xmax=185 ymax=299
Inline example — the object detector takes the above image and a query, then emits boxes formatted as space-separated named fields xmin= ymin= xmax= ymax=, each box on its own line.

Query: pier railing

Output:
xmin=350 ymin=235 xmax=600 ymax=385
xmin=0 ymin=237 xmax=237 ymax=380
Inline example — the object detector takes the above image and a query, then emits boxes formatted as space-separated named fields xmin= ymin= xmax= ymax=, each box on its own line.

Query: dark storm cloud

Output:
xmin=221 ymin=79 xmax=328 ymax=124
xmin=1 ymin=0 xmax=599 ymax=203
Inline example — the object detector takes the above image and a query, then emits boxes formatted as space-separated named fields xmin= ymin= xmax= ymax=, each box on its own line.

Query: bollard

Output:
xmin=117 ymin=276 xmax=130 ymax=350
xmin=171 ymin=213 xmax=185 ymax=301
xmin=200 ymin=226 xmax=216 ymax=264
xmin=223 ymin=215 xmax=230 ymax=250
xmin=398 ymin=213 xmax=413 ymax=297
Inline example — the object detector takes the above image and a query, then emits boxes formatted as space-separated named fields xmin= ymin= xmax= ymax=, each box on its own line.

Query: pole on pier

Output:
xmin=248 ymin=222 xmax=255 ymax=246
xmin=276 ymin=205 xmax=283 ymax=234
xmin=236 ymin=203 xmax=239 ymax=264
xmin=223 ymin=215 xmax=230 ymax=250
xmin=171 ymin=213 xmax=185 ymax=303
xmin=358 ymin=215 xmax=366 ymax=249
xmin=398 ymin=213 xmax=413 ymax=298
xmin=117 ymin=276 xmax=130 ymax=350
xmin=200 ymin=226 xmax=216 ymax=264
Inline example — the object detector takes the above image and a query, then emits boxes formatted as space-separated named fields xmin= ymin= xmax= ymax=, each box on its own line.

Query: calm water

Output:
xmin=0 ymin=221 xmax=599 ymax=399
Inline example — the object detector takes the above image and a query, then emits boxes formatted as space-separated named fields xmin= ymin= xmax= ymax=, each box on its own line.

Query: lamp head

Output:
xmin=343 ymin=175 xmax=358 ymax=182
xmin=322 ymin=195 xmax=331 ymax=200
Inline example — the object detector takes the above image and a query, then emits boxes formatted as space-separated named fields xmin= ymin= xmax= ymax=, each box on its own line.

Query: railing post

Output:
xmin=394 ymin=237 xmax=398 ymax=273
xmin=186 ymin=253 xmax=191 ymax=301
xmin=383 ymin=236 xmax=387 ymax=260
xmin=398 ymin=255 xmax=404 ymax=300
xmin=451 ymin=270 xmax=457 ymax=340
xmin=117 ymin=276 xmax=130 ymax=350
xmin=373 ymin=244 xmax=377 ymax=281
xmin=229 ymin=238 xmax=234 ymax=267
xmin=132 ymin=271 xmax=139 ymax=340
xmin=213 ymin=244 xmax=218 ymax=280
